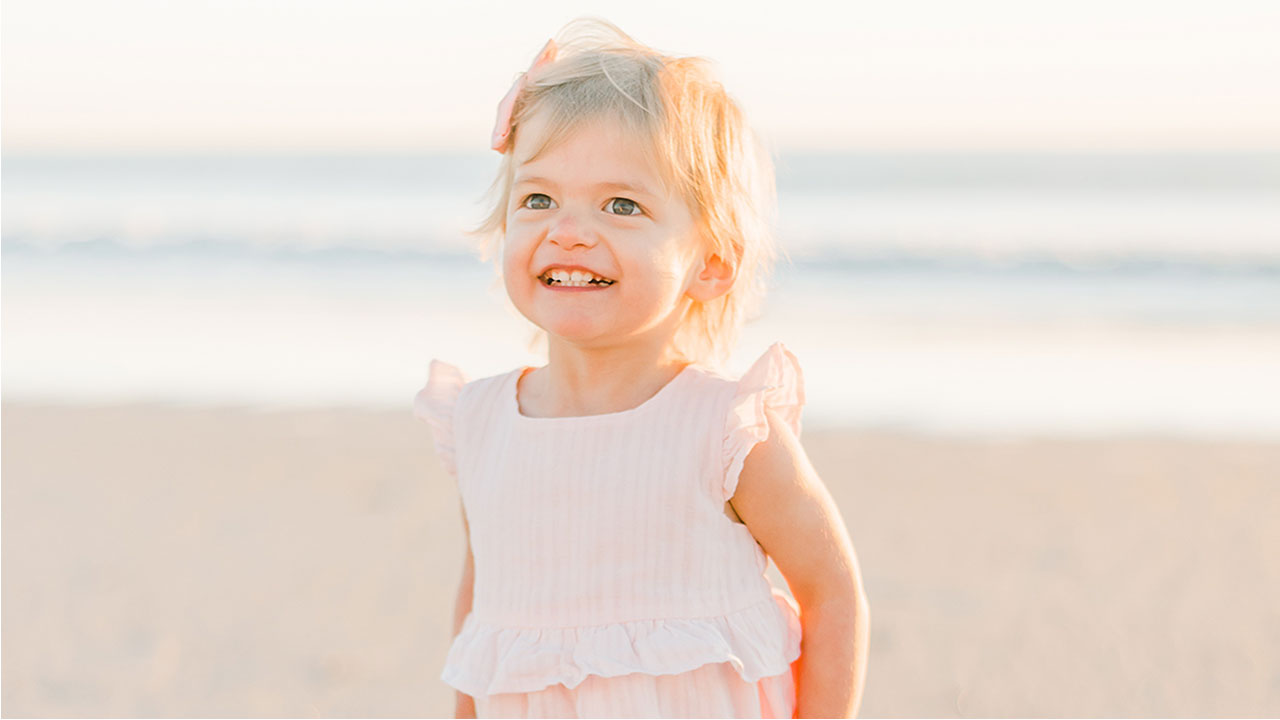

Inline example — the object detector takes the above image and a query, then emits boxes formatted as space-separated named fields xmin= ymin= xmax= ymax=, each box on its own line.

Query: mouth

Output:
xmin=537 ymin=269 xmax=617 ymax=288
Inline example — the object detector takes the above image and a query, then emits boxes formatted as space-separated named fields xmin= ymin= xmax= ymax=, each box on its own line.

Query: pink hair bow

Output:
xmin=490 ymin=39 xmax=557 ymax=153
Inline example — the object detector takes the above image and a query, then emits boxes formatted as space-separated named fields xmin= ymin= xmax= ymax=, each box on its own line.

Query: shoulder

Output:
xmin=682 ymin=363 xmax=741 ymax=406
xmin=454 ymin=367 xmax=532 ymax=431
xmin=414 ymin=361 xmax=522 ymax=423
xmin=712 ymin=343 xmax=807 ymax=500
xmin=458 ymin=367 xmax=518 ymax=405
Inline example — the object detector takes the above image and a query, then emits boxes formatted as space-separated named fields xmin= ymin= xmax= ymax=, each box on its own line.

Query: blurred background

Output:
xmin=3 ymin=0 xmax=1278 ymax=717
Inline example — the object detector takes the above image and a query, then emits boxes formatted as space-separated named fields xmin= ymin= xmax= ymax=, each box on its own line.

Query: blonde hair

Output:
xmin=474 ymin=18 xmax=779 ymax=369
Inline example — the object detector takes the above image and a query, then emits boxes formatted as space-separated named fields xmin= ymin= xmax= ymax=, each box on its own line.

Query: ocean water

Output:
xmin=3 ymin=152 xmax=1279 ymax=436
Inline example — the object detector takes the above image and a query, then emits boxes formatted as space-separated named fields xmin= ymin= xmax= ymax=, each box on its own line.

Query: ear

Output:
xmin=686 ymin=252 xmax=736 ymax=302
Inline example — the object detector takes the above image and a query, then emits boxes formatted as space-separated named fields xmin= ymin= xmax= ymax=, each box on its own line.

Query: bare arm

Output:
xmin=730 ymin=407 xmax=870 ymax=717
xmin=453 ymin=504 xmax=477 ymax=719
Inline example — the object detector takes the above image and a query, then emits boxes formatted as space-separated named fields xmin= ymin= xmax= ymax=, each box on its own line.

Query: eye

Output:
xmin=521 ymin=193 xmax=555 ymax=210
xmin=605 ymin=197 xmax=642 ymax=216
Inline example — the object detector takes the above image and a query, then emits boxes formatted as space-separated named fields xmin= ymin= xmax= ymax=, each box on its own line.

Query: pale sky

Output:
xmin=3 ymin=0 xmax=1279 ymax=152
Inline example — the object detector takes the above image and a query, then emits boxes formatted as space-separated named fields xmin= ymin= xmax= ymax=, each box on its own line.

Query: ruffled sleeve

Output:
xmin=722 ymin=343 xmax=805 ymax=500
xmin=413 ymin=359 xmax=468 ymax=477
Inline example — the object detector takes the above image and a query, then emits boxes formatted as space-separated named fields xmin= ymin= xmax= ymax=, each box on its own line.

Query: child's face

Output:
xmin=502 ymin=113 xmax=707 ymax=354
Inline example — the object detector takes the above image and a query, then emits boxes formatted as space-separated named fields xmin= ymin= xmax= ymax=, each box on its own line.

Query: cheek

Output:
xmin=500 ymin=229 xmax=528 ymax=273
xmin=652 ymin=250 xmax=693 ymax=290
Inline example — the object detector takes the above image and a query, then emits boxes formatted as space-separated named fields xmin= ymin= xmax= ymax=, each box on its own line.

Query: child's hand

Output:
xmin=730 ymin=407 xmax=870 ymax=717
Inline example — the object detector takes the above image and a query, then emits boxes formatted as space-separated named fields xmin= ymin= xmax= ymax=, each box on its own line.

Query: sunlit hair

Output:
xmin=473 ymin=18 xmax=779 ymax=369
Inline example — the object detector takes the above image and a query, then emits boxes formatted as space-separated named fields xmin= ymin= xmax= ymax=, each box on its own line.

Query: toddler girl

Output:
xmin=415 ymin=19 xmax=868 ymax=719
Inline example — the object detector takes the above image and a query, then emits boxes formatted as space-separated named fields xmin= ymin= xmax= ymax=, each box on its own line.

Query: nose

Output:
xmin=546 ymin=212 xmax=597 ymax=251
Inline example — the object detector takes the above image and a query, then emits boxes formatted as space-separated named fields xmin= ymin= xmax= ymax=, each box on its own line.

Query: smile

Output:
xmin=538 ymin=269 xmax=616 ymax=288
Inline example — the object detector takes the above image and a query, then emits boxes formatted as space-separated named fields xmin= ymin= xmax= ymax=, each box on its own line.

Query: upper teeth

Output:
xmin=545 ymin=269 xmax=613 ymax=286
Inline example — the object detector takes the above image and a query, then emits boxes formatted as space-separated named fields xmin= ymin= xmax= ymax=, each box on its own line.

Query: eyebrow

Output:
xmin=513 ymin=175 xmax=657 ymax=198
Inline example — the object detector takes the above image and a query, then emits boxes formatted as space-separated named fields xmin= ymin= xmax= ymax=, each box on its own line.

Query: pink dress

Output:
xmin=414 ymin=343 xmax=805 ymax=718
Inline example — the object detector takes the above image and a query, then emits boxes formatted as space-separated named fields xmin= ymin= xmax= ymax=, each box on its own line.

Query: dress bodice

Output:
xmin=414 ymin=344 xmax=805 ymax=696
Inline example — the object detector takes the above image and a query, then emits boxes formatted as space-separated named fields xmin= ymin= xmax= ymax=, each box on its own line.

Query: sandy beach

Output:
xmin=3 ymin=402 xmax=1278 ymax=717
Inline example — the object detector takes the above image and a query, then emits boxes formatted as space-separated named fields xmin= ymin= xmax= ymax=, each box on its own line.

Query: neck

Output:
xmin=520 ymin=337 xmax=691 ymax=418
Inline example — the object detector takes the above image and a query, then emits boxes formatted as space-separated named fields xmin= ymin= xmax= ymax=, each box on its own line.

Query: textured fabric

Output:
xmin=475 ymin=661 xmax=796 ymax=719
xmin=413 ymin=342 xmax=805 ymax=718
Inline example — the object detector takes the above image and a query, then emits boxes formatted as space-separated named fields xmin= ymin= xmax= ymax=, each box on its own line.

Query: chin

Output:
xmin=543 ymin=321 xmax=609 ymax=345
xmin=523 ymin=301 xmax=607 ymax=339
